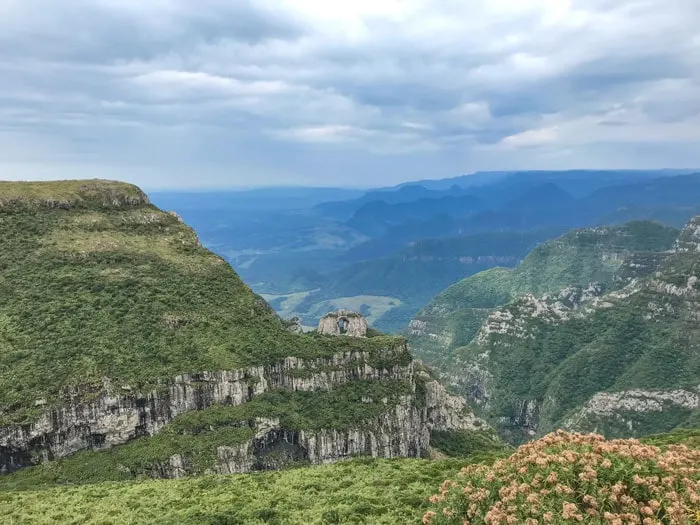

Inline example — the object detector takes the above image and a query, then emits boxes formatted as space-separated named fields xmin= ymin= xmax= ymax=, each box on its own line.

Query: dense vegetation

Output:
xmin=0 ymin=430 xmax=696 ymax=524
xmin=0 ymin=180 xmax=403 ymax=424
xmin=440 ymin=220 xmax=700 ymax=441
xmin=408 ymin=221 xmax=678 ymax=370
xmin=425 ymin=430 xmax=700 ymax=525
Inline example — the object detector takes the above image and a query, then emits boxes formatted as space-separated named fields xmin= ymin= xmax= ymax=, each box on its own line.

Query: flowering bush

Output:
xmin=424 ymin=430 xmax=700 ymax=525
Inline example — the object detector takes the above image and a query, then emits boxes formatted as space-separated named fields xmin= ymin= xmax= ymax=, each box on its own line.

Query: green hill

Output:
xmin=0 ymin=180 xmax=494 ymax=478
xmin=407 ymin=221 xmax=678 ymax=370
xmin=437 ymin=218 xmax=700 ymax=443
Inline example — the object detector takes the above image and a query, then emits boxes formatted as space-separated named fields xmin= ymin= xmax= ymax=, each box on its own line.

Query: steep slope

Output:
xmin=447 ymin=217 xmax=700 ymax=443
xmin=408 ymin=221 xmax=678 ymax=368
xmin=0 ymin=180 xmax=494 ymax=477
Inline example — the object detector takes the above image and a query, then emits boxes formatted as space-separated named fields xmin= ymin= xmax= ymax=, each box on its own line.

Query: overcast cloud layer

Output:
xmin=1 ymin=0 xmax=699 ymax=188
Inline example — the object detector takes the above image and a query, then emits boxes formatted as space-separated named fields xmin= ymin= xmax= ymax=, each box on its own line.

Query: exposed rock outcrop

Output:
xmin=564 ymin=388 xmax=700 ymax=436
xmin=474 ymin=283 xmax=606 ymax=345
xmin=318 ymin=310 xmax=368 ymax=337
xmin=0 ymin=346 xmax=487 ymax=476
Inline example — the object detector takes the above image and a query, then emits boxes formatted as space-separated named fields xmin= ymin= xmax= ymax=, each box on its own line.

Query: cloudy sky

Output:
xmin=1 ymin=0 xmax=699 ymax=189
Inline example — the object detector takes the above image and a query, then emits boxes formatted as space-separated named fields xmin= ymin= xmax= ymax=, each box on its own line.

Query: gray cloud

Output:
xmin=0 ymin=0 xmax=698 ymax=188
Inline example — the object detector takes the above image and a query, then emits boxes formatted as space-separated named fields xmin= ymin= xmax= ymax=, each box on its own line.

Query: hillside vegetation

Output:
xmin=408 ymin=221 xmax=678 ymax=369
xmin=430 ymin=218 xmax=700 ymax=442
xmin=0 ymin=429 xmax=696 ymax=524
xmin=0 ymin=180 xmax=404 ymax=425
xmin=0 ymin=179 xmax=498 ymax=490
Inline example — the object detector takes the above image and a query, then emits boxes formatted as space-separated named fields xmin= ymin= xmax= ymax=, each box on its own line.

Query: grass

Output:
xmin=0 ymin=179 xmax=148 ymax=208
xmin=0 ymin=181 xmax=406 ymax=424
xmin=0 ymin=430 xmax=695 ymax=525
xmin=0 ymin=458 xmax=470 ymax=525
xmin=429 ymin=430 xmax=509 ymax=458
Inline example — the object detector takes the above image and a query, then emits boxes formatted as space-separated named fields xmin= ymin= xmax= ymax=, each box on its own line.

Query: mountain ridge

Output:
xmin=0 ymin=179 xmax=494 ymax=477
xmin=412 ymin=218 xmax=700 ymax=443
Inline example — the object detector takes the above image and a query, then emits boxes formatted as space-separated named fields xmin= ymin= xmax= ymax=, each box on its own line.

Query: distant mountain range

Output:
xmin=152 ymin=169 xmax=700 ymax=333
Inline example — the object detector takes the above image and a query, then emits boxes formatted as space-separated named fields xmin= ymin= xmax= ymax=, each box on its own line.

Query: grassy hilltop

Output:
xmin=0 ymin=180 xmax=404 ymax=425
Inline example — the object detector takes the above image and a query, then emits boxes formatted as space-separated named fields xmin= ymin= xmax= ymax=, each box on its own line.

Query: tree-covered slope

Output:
xmin=0 ymin=180 xmax=393 ymax=424
xmin=447 ymin=218 xmax=700 ymax=443
xmin=0 ymin=179 xmax=494 ymax=478
xmin=408 ymin=221 xmax=678 ymax=368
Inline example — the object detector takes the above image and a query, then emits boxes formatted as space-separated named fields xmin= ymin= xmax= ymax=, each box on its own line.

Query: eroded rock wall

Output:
xmin=0 ymin=346 xmax=486 ymax=475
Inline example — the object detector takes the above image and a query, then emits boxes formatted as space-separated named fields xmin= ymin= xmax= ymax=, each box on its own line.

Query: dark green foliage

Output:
xmin=468 ymin=240 xmax=700 ymax=439
xmin=0 ymin=456 xmax=473 ymax=524
xmin=408 ymin=221 xmax=679 ymax=399
xmin=640 ymin=427 xmax=700 ymax=448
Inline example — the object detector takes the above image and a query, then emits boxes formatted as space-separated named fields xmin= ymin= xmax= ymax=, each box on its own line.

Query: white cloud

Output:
xmin=0 ymin=0 xmax=698 ymax=187
xmin=275 ymin=125 xmax=367 ymax=143
xmin=501 ymin=127 xmax=560 ymax=148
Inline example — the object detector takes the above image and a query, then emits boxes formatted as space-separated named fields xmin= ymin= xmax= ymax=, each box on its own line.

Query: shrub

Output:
xmin=424 ymin=430 xmax=699 ymax=525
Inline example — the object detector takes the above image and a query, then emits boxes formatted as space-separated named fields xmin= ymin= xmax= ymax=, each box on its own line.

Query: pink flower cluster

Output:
xmin=424 ymin=430 xmax=700 ymax=525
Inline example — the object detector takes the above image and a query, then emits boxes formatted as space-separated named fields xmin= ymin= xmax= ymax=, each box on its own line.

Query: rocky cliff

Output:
xmin=0 ymin=347 xmax=488 ymax=477
xmin=439 ymin=218 xmax=700 ymax=443
xmin=406 ymin=222 xmax=679 ymax=379
xmin=0 ymin=180 xmax=495 ymax=479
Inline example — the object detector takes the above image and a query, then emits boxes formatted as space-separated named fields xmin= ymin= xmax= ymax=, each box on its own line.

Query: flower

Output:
xmin=425 ymin=431 xmax=699 ymax=525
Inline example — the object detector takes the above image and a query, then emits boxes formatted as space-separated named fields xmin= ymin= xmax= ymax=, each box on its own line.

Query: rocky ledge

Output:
xmin=0 ymin=346 xmax=486 ymax=475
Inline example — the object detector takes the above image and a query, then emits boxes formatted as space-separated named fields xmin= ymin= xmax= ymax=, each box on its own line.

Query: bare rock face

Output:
xmin=318 ymin=310 xmax=368 ymax=337
xmin=0 ymin=341 xmax=494 ymax=476
xmin=563 ymin=388 xmax=700 ymax=435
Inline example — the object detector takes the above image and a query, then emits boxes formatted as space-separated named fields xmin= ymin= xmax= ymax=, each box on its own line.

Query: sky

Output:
xmin=0 ymin=0 xmax=699 ymax=189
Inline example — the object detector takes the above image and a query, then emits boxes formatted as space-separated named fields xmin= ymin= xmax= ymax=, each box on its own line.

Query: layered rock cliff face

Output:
xmin=0 ymin=346 xmax=486 ymax=476
xmin=441 ymin=218 xmax=700 ymax=443
xmin=0 ymin=180 xmax=495 ymax=479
